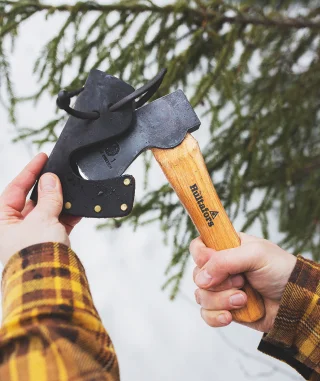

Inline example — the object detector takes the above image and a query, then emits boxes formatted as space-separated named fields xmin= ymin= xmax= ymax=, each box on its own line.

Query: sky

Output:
xmin=0 ymin=1 xmax=302 ymax=380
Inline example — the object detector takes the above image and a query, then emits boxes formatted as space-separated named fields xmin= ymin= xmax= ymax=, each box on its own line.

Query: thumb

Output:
xmin=195 ymin=245 xmax=262 ymax=289
xmin=35 ymin=173 xmax=63 ymax=219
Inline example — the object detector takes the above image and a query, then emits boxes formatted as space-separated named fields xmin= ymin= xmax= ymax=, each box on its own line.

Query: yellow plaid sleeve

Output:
xmin=258 ymin=255 xmax=320 ymax=380
xmin=0 ymin=242 xmax=119 ymax=381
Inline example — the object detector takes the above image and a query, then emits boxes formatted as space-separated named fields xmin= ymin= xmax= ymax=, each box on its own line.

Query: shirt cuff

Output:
xmin=1 ymin=242 xmax=99 ymax=325
xmin=258 ymin=255 xmax=320 ymax=380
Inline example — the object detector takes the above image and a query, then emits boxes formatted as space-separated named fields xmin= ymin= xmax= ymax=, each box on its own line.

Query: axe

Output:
xmin=31 ymin=69 xmax=265 ymax=323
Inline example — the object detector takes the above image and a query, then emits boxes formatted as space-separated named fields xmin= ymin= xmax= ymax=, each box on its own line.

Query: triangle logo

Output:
xmin=210 ymin=211 xmax=219 ymax=220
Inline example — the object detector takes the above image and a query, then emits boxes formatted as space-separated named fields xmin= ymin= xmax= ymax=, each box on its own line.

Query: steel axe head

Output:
xmin=31 ymin=69 xmax=201 ymax=218
xmin=75 ymin=89 xmax=201 ymax=181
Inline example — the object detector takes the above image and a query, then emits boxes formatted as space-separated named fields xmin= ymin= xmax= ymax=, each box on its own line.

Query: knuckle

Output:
xmin=190 ymin=239 xmax=202 ymax=260
xmin=189 ymin=240 xmax=197 ymax=261
xmin=249 ymin=241 xmax=264 ymax=256
xmin=0 ymin=208 xmax=20 ymax=221
xmin=215 ymin=292 xmax=226 ymax=309
xmin=193 ymin=266 xmax=200 ymax=282
xmin=39 ymin=192 xmax=62 ymax=206
xmin=206 ymin=252 xmax=225 ymax=275
xmin=197 ymin=288 xmax=205 ymax=303
xmin=198 ymin=289 xmax=223 ymax=310
xmin=201 ymin=309 xmax=218 ymax=327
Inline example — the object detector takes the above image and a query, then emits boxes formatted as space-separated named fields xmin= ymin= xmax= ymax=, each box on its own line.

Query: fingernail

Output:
xmin=230 ymin=293 xmax=245 ymax=307
xmin=196 ymin=269 xmax=212 ymax=286
xmin=194 ymin=290 xmax=200 ymax=305
xmin=218 ymin=314 xmax=228 ymax=325
xmin=231 ymin=275 xmax=244 ymax=288
xmin=40 ymin=174 xmax=57 ymax=191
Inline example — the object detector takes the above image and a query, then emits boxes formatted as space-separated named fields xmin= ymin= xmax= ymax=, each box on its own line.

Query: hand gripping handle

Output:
xmin=152 ymin=134 xmax=265 ymax=323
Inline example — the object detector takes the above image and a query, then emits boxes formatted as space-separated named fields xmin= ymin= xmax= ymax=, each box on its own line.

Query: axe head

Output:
xmin=31 ymin=69 xmax=201 ymax=218
xmin=75 ymin=90 xmax=200 ymax=180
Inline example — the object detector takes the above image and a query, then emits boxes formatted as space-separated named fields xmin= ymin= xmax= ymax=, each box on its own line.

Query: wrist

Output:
xmin=1 ymin=236 xmax=71 ymax=267
xmin=262 ymin=255 xmax=313 ymax=345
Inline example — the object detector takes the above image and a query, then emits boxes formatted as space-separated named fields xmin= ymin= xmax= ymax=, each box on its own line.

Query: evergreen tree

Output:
xmin=1 ymin=0 xmax=320 ymax=297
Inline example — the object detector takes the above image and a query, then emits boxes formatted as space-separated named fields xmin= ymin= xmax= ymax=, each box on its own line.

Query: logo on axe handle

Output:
xmin=190 ymin=184 xmax=219 ymax=227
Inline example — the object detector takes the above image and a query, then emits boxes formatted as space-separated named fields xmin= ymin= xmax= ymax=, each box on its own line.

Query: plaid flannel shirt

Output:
xmin=0 ymin=244 xmax=319 ymax=380
xmin=0 ymin=242 xmax=119 ymax=381
xmin=259 ymin=255 xmax=320 ymax=380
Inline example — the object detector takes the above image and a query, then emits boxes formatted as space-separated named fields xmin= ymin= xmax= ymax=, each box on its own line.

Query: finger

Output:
xmin=190 ymin=237 xmax=215 ymax=268
xmin=193 ymin=268 xmax=244 ymax=291
xmin=195 ymin=288 xmax=247 ymax=310
xmin=195 ymin=244 xmax=264 ymax=289
xmin=200 ymin=308 xmax=232 ymax=327
xmin=59 ymin=215 xmax=82 ymax=235
xmin=208 ymin=274 xmax=245 ymax=292
xmin=190 ymin=233 xmax=262 ymax=269
xmin=21 ymin=199 xmax=36 ymax=217
xmin=0 ymin=153 xmax=47 ymax=212
xmin=34 ymin=173 xmax=63 ymax=219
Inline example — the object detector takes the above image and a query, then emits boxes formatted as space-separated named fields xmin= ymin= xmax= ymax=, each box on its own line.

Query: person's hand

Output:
xmin=0 ymin=153 xmax=81 ymax=266
xmin=190 ymin=233 xmax=297 ymax=332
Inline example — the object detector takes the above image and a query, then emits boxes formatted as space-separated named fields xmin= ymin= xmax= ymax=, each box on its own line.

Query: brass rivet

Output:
xmin=94 ymin=205 xmax=102 ymax=213
xmin=123 ymin=178 xmax=131 ymax=186
xmin=65 ymin=202 xmax=72 ymax=210
xmin=121 ymin=203 xmax=128 ymax=211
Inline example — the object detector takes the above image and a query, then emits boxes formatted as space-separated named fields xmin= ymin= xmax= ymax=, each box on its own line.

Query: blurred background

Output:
xmin=2 ymin=0 xmax=319 ymax=379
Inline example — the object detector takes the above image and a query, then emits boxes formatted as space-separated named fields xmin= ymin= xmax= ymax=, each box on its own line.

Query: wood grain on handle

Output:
xmin=152 ymin=134 xmax=265 ymax=323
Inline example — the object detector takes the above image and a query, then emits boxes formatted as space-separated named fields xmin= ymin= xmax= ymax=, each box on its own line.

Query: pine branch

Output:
xmin=2 ymin=1 xmax=320 ymax=30
xmin=1 ymin=0 xmax=320 ymax=297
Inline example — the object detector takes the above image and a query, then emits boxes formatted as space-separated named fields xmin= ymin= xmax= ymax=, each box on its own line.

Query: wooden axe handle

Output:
xmin=152 ymin=133 xmax=265 ymax=323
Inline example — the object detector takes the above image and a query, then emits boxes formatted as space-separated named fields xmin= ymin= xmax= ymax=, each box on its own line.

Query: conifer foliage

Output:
xmin=1 ymin=0 xmax=320 ymax=297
